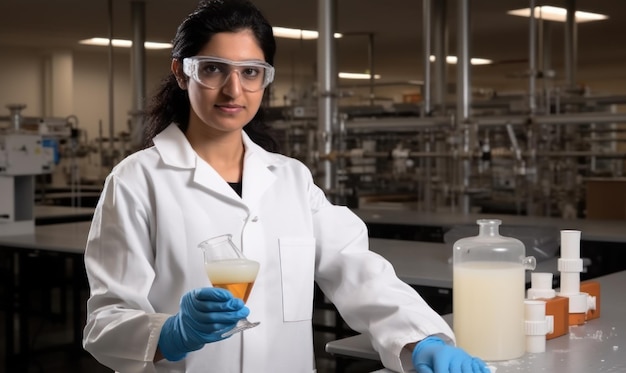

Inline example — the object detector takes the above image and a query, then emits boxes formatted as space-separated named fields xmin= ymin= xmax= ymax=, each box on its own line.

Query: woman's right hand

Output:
xmin=157 ymin=287 xmax=249 ymax=361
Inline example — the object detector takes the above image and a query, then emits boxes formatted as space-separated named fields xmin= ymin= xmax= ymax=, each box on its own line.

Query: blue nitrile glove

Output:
xmin=158 ymin=287 xmax=249 ymax=361
xmin=412 ymin=336 xmax=491 ymax=373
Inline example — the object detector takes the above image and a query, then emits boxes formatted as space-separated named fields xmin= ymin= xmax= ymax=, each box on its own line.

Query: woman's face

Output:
xmin=178 ymin=29 xmax=266 ymax=137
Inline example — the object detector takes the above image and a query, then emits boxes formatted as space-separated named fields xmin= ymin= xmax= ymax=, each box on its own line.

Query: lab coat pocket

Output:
xmin=278 ymin=237 xmax=316 ymax=322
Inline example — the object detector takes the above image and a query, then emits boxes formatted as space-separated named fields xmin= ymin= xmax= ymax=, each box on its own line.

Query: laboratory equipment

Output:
xmin=526 ymin=272 xmax=569 ymax=340
xmin=0 ymin=131 xmax=55 ymax=235
xmin=452 ymin=219 xmax=536 ymax=361
xmin=199 ymin=234 xmax=260 ymax=337
xmin=557 ymin=230 xmax=598 ymax=326
xmin=523 ymin=299 xmax=553 ymax=353
xmin=579 ymin=280 xmax=601 ymax=321
xmin=444 ymin=224 xmax=559 ymax=262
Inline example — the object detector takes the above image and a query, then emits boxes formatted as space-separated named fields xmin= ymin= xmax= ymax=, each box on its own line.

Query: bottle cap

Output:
xmin=527 ymin=272 xmax=556 ymax=299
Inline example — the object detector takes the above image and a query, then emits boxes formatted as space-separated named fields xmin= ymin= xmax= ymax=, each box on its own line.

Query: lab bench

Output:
xmin=35 ymin=192 xmax=102 ymax=207
xmin=0 ymin=221 xmax=90 ymax=371
xmin=353 ymin=208 xmax=626 ymax=278
xmin=316 ymin=238 xmax=562 ymax=339
xmin=34 ymin=205 xmax=95 ymax=225
xmin=326 ymin=269 xmax=626 ymax=373
xmin=369 ymin=238 xmax=560 ymax=289
xmin=0 ymin=220 xmax=604 ymax=371
xmin=353 ymin=208 xmax=626 ymax=243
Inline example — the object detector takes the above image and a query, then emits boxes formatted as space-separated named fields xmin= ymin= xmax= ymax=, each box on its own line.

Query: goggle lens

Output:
xmin=183 ymin=57 xmax=274 ymax=92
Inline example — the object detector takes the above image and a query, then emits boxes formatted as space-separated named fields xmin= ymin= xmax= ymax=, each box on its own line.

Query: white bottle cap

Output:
xmin=524 ymin=300 xmax=551 ymax=353
xmin=525 ymin=300 xmax=547 ymax=322
xmin=527 ymin=272 xmax=556 ymax=299
xmin=560 ymin=230 xmax=581 ymax=259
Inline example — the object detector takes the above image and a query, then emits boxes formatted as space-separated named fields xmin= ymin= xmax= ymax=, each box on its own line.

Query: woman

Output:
xmin=82 ymin=1 xmax=489 ymax=372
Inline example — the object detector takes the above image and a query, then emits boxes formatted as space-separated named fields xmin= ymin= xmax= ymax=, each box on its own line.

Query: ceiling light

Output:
xmin=338 ymin=72 xmax=381 ymax=80
xmin=272 ymin=27 xmax=342 ymax=40
xmin=429 ymin=55 xmax=493 ymax=65
xmin=79 ymin=37 xmax=172 ymax=50
xmin=507 ymin=6 xmax=608 ymax=23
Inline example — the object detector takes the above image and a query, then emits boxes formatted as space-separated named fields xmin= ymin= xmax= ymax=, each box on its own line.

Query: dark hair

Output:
xmin=143 ymin=0 xmax=279 ymax=152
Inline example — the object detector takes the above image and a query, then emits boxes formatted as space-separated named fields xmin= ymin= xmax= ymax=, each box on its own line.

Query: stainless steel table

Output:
xmin=326 ymin=270 xmax=626 ymax=373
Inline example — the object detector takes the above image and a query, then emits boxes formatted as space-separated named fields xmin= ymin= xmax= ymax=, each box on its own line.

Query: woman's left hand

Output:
xmin=411 ymin=336 xmax=491 ymax=373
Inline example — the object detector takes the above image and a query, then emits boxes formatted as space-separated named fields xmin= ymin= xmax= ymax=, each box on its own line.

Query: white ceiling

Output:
xmin=1 ymin=0 xmax=625 ymax=91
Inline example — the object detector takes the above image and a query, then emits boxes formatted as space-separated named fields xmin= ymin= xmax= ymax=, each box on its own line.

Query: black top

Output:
xmin=228 ymin=181 xmax=242 ymax=197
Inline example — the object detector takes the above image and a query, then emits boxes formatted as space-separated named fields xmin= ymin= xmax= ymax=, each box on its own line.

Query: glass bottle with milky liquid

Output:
xmin=452 ymin=219 xmax=536 ymax=361
xmin=198 ymin=234 xmax=260 ymax=337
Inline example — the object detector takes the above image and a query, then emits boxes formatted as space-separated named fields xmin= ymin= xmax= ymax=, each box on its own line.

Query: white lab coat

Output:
xmin=83 ymin=124 xmax=454 ymax=373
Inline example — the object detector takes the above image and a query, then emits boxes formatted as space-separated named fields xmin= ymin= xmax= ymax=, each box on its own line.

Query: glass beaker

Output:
xmin=198 ymin=234 xmax=260 ymax=337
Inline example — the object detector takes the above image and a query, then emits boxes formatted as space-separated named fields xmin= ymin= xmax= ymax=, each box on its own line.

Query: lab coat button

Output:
xmin=251 ymin=216 xmax=259 ymax=222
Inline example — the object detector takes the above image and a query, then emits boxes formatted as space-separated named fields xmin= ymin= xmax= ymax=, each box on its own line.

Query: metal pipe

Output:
xmin=343 ymin=112 xmax=626 ymax=132
xmin=564 ymin=0 xmax=577 ymax=89
xmin=532 ymin=150 xmax=626 ymax=158
xmin=506 ymin=124 xmax=523 ymax=162
xmin=537 ymin=7 xmax=543 ymax=77
xmin=528 ymin=0 xmax=537 ymax=114
xmin=432 ymin=0 xmax=448 ymax=112
xmin=432 ymin=0 xmax=448 ymax=211
xmin=345 ymin=116 xmax=451 ymax=131
xmin=338 ymin=80 xmax=422 ymax=89
xmin=423 ymin=131 xmax=434 ymax=211
xmin=456 ymin=0 xmax=471 ymax=214
xmin=131 ymin=1 xmax=146 ymax=150
xmin=317 ymin=0 xmax=338 ymax=193
xmin=368 ymin=33 xmax=375 ymax=106
xmin=526 ymin=0 xmax=539 ymax=215
xmin=107 ymin=0 xmax=115 ymax=153
xmin=475 ymin=112 xmax=626 ymax=126
xmin=451 ymin=93 xmax=626 ymax=109
xmin=541 ymin=20 xmax=553 ymax=110
xmin=542 ymin=21 xmax=553 ymax=76
xmin=422 ymin=0 xmax=432 ymax=115
xmin=325 ymin=151 xmax=451 ymax=159
xmin=324 ymin=150 xmax=626 ymax=160
xmin=456 ymin=0 xmax=471 ymax=124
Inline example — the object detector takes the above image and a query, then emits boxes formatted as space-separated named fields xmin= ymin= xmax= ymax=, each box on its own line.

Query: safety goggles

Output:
xmin=182 ymin=56 xmax=275 ymax=92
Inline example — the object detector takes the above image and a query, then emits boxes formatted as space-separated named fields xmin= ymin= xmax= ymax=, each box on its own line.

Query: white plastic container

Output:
xmin=453 ymin=219 xmax=536 ymax=361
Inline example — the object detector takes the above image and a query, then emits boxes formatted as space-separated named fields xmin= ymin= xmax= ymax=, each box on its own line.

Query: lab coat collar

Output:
xmin=152 ymin=123 xmax=196 ymax=169
xmin=152 ymin=123 xmax=286 ymax=170
xmin=153 ymin=123 xmax=285 ymax=205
